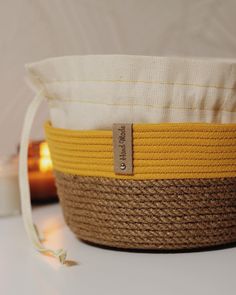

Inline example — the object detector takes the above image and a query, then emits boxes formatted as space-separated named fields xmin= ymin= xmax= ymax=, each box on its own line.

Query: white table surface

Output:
xmin=1 ymin=203 xmax=236 ymax=295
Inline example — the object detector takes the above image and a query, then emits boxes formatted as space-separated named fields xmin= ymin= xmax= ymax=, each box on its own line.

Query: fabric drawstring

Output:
xmin=19 ymin=91 xmax=67 ymax=264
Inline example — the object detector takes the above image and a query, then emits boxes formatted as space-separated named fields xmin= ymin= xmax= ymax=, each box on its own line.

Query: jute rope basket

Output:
xmin=45 ymin=121 xmax=236 ymax=250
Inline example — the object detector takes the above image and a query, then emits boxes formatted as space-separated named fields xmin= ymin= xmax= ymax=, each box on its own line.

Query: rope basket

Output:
xmin=45 ymin=122 xmax=236 ymax=250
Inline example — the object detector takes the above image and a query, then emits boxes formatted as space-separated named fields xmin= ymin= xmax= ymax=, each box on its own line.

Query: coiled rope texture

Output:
xmin=55 ymin=172 xmax=236 ymax=249
xmin=45 ymin=122 xmax=236 ymax=250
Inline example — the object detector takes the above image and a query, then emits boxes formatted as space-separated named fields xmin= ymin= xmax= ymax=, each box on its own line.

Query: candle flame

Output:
xmin=39 ymin=142 xmax=52 ymax=172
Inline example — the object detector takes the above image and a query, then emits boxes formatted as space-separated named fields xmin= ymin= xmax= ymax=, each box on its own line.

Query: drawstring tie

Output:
xmin=19 ymin=91 xmax=67 ymax=264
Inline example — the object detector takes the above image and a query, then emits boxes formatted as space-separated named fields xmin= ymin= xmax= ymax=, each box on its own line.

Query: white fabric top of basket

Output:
xmin=25 ymin=55 xmax=236 ymax=128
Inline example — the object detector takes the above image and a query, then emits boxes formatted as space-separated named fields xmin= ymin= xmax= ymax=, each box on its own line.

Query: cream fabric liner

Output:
xmin=26 ymin=55 xmax=236 ymax=129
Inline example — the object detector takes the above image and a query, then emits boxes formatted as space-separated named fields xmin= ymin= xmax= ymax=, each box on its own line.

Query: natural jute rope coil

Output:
xmin=55 ymin=171 xmax=236 ymax=249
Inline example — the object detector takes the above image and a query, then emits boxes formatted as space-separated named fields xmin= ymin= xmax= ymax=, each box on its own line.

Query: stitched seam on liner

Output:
xmin=46 ymin=96 xmax=236 ymax=114
xmin=34 ymin=77 xmax=236 ymax=90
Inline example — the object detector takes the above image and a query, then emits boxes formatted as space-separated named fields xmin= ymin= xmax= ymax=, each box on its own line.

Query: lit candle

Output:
xmin=39 ymin=142 xmax=53 ymax=172
xmin=0 ymin=156 xmax=20 ymax=216
xmin=28 ymin=141 xmax=57 ymax=202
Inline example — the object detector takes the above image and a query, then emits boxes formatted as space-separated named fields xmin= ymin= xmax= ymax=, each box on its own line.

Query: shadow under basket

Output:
xmin=45 ymin=121 xmax=236 ymax=250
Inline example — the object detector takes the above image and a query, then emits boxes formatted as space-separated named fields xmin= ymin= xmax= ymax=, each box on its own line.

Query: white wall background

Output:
xmin=1 ymin=0 xmax=236 ymax=155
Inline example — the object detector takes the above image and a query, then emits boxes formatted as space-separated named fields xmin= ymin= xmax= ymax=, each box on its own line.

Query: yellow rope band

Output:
xmin=45 ymin=121 xmax=236 ymax=180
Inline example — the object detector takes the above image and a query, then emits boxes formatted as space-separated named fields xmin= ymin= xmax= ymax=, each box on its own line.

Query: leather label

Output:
xmin=112 ymin=123 xmax=133 ymax=175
